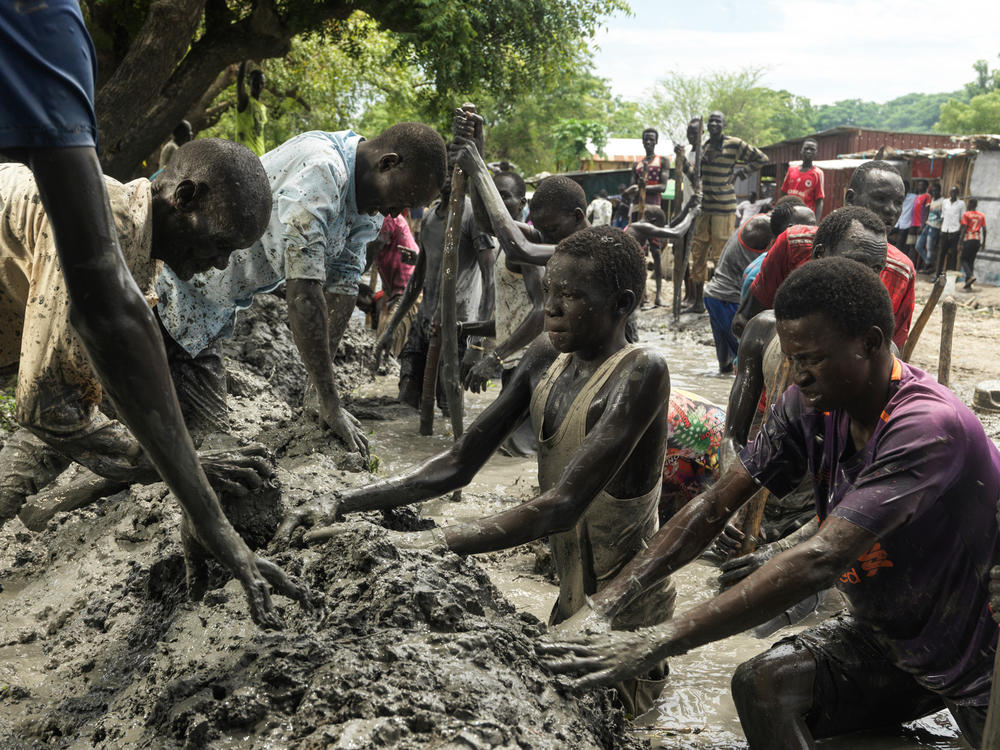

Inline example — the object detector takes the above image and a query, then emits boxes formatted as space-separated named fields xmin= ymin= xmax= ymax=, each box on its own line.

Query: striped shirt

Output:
xmin=701 ymin=136 xmax=767 ymax=215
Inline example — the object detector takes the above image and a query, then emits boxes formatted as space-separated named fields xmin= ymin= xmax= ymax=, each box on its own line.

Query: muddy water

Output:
xmin=350 ymin=310 xmax=964 ymax=750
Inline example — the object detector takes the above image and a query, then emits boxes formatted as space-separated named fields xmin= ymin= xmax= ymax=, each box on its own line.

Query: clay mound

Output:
xmin=0 ymin=491 xmax=643 ymax=750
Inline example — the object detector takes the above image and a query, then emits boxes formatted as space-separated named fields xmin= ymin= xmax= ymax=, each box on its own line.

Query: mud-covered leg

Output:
xmin=1 ymin=428 xmax=72 ymax=524
xmin=732 ymin=642 xmax=815 ymax=749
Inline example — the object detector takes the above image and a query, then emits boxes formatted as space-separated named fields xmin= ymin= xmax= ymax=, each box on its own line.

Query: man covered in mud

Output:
xmin=287 ymin=226 xmax=676 ymax=715
xmin=0 ymin=138 xmax=312 ymax=621
xmin=157 ymin=124 xmax=447 ymax=455
xmin=542 ymin=257 xmax=1000 ymax=749
xmin=0 ymin=1 xmax=307 ymax=630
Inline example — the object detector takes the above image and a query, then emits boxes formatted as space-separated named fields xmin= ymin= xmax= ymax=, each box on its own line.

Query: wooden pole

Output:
xmin=671 ymin=147 xmax=686 ymax=322
xmin=419 ymin=323 xmax=441 ymax=435
xmin=937 ymin=297 xmax=957 ymax=387
xmin=438 ymin=103 xmax=476 ymax=442
xmin=901 ymin=274 xmax=946 ymax=362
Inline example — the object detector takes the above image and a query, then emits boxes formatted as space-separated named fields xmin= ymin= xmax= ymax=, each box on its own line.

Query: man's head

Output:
xmin=774 ymin=257 xmax=894 ymax=412
xmin=545 ymin=226 xmax=645 ymax=353
xmin=969 ymin=197 xmax=979 ymax=211
xmin=741 ymin=215 xmax=773 ymax=251
xmin=355 ymin=123 xmax=447 ymax=218
xmin=800 ymin=138 xmax=818 ymax=162
xmin=493 ymin=170 xmax=527 ymax=221
xmin=770 ymin=195 xmax=816 ymax=237
xmin=642 ymin=205 xmax=666 ymax=227
xmin=845 ymin=160 xmax=905 ymax=232
xmin=528 ymin=175 xmax=588 ymax=243
xmin=642 ymin=128 xmax=658 ymax=155
xmin=707 ymin=111 xmax=725 ymax=138
xmin=950 ymin=185 xmax=960 ymax=200
xmin=687 ymin=118 xmax=700 ymax=147
xmin=917 ymin=179 xmax=929 ymax=194
xmin=151 ymin=138 xmax=271 ymax=281
xmin=249 ymin=69 xmax=265 ymax=99
xmin=930 ymin=183 xmax=942 ymax=199
xmin=811 ymin=206 xmax=887 ymax=272
xmin=748 ymin=191 xmax=758 ymax=203
xmin=598 ymin=188 xmax=608 ymax=199
xmin=173 ymin=120 xmax=193 ymax=146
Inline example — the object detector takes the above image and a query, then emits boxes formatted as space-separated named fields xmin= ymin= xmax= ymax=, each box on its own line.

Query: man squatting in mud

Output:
xmin=541 ymin=256 xmax=1000 ymax=749
xmin=0 ymin=0 xmax=311 ymax=629
xmin=284 ymin=226 xmax=680 ymax=715
xmin=156 ymin=125 xmax=447 ymax=456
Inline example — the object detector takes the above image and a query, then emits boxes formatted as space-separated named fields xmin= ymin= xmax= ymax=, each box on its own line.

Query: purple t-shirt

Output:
xmin=740 ymin=358 xmax=1000 ymax=705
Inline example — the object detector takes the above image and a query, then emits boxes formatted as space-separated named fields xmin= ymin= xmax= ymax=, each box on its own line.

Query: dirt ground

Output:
xmin=0 ymin=275 xmax=997 ymax=749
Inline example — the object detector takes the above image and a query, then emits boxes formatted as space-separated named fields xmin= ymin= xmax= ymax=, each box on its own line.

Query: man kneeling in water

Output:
xmin=285 ymin=226 xmax=674 ymax=715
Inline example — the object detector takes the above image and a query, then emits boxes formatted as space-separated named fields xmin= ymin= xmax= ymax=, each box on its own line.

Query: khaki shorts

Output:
xmin=690 ymin=213 xmax=734 ymax=283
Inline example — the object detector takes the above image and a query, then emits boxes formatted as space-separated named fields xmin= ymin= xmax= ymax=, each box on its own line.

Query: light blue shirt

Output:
xmin=156 ymin=130 xmax=382 ymax=356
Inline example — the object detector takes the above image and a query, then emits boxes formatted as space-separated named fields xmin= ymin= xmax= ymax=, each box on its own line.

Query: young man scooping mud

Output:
xmin=283 ymin=226 xmax=675 ymax=714
xmin=541 ymin=257 xmax=1000 ymax=749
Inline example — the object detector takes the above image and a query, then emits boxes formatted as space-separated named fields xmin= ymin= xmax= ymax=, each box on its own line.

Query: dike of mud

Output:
xmin=0 ymin=295 xmax=644 ymax=749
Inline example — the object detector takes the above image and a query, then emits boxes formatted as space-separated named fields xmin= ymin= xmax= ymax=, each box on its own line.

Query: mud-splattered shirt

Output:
xmin=740 ymin=357 xmax=1000 ymax=705
xmin=0 ymin=163 xmax=159 ymax=433
xmin=156 ymin=130 xmax=382 ymax=356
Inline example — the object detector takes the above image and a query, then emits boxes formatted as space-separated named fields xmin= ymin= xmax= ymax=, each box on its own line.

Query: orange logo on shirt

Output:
xmin=839 ymin=542 xmax=894 ymax=585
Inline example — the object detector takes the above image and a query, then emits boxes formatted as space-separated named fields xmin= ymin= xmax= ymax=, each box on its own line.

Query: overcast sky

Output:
xmin=591 ymin=0 xmax=999 ymax=106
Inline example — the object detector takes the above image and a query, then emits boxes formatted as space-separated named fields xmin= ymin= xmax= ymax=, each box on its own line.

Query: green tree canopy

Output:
xmin=82 ymin=0 xmax=626 ymax=178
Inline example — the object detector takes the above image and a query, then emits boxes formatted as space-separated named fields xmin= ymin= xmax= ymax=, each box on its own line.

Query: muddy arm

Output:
xmin=376 ymin=249 xmax=426 ymax=361
xmin=452 ymin=138 xmax=554 ymax=266
xmin=286 ymin=277 xmax=368 ymax=456
xmin=542 ymin=518 xmax=874 ymax=685
xmin=443 ymin=348 xmax=670 ymax=556
xmin=720 ymin=312 xmax=775 ymax=470
xmin=338 ymin=349 xmax=544 ymax=515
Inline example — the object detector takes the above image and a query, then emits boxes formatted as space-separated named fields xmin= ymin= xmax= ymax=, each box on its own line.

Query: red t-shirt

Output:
xmin=375 ymin=215 xmax=419 ymax=297
xmin=912 ymin=193 xmax=932 ymax=228
xmin=780 ymin=165 xmax=825 ymax=211
xmin=961 ymin=211 xmax=986 ymax=241
xmin=750 ymin=225 xmax=915 ymax=349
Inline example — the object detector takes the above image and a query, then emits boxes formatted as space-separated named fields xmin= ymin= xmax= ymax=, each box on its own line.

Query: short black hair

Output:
xmin=848 ymin=160 xmax=901 ymax=193
xmin=770 ymin=195 xmax=806 ymax=235
xmin=803 ymin=137 xmax=818 ymax=147
xmin=553 ymin=226 xmax=645 ymax=312
xmin=642 ymin=205 xmax=666 ymax=227
xmin=165 ymin=138 xmax=271 ymax=240
xmin=643 ymin=127 xmax=659 ymax=139
xmin=530 ymin=175 xmax=586 ymax=216
xmin=493 ymin=170 xmax=526 ymax=198
xmin=968 ymin=197 xmax=979 ymax=210
xmin=774 ymin=257 xmax=894 ymax=342
xmin=368 ymin=123 xmax=448 ymax=192
xmin=173 ymin=120 xmax=192 ymax=143
xmin=598 ymin=188 xmax=608 ymax=198
xmin=813 ymin=206 xmax=886 ymax=251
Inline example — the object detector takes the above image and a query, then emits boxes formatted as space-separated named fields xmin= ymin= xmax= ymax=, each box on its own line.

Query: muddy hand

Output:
xmin=183 ymin=512 xmax=316 ymax=629
xmin=449 ymin=137 xmax=483 ymax=176
xmin=543 ymin=600 xmax=612 ymax=641
xmin=321 ymin=405 xmax=370 ymax=459
xmin=452 ymin=108 xmax=484 ymax=154
xmin=537 ymin=627 xmax=671 ymax=689
xmin=373 ymin=332 xmax=392 ymax=371
xmin=718 ymin=543 xmax=777 ymax=588
xmin=273 ymin=493 xmax=342 ymax=548
xmin=463 ymin=355 xmax=498 ymax=394
xmin=199 ymin=444 xmax=275 ymax=497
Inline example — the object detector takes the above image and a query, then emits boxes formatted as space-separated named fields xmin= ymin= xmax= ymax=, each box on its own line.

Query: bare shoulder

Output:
xmin=613 ymin=345 xmax=670 ymax=394
xmin=741 ymin=312 xmax=776 ymax=358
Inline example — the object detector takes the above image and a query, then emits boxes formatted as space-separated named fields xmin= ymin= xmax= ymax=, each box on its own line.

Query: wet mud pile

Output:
xmin=0 ymin=292 xmax=641 ymax=749
xmin=0 ymin=485 xmax=640 ymax=749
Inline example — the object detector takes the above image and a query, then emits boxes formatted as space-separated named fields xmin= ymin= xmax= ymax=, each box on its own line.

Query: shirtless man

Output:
xmin=286 ymin=226 xmax=676 ymax=715
xmin=543 ymin=256 xmax=999 ymax=749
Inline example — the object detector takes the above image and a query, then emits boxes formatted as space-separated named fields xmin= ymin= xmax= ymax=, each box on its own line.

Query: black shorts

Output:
xmin=779 ymin=613 xmax=986 ymax=744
